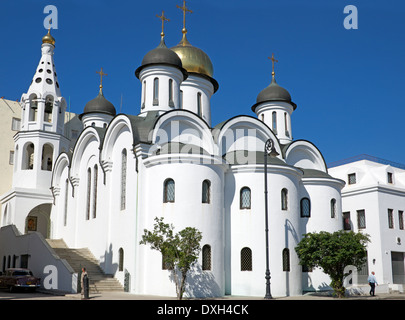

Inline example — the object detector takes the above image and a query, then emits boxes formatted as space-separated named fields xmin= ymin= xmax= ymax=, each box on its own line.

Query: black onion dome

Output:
xmin=79 ymin=89 xmax=116 ymax=120
xmin=251 ymin=76 xmax=297 ymax=112
xmin=135 ymin=39 xmax=187 ymax=79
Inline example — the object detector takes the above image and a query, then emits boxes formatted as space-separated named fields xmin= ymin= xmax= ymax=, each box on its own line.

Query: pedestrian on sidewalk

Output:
xmin=81 ymin=267 xmax=90 ymax=300
xmin=367 ymin=271 xmax=378 ymax=296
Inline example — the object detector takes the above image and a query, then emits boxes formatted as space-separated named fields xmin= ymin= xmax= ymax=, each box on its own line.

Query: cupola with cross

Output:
xmin=170 ymin=0 xmax=218 ymax=126
xmin=79 ymin=68 xmax=117 ymax=128
xmin=251 ymin=54 xmax=297 ymax=144
xmin=135 ymin=10 xmax=187 ymax=115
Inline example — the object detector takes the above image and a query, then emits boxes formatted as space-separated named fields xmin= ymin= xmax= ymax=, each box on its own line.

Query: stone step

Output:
xmin=47 ymin=239 xmax=124 ymax=293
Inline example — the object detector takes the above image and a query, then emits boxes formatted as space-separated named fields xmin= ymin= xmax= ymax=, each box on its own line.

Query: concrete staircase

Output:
xmin=47 ymin=239 xmax=124 ymax=293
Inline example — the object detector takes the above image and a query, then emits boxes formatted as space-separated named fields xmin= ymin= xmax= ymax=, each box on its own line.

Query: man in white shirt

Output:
xmin=367 ymin=271 xmax=378 ymax=296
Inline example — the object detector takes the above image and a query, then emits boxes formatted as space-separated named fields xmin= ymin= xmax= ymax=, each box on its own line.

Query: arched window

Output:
xmin=169 ymin=79 xmax=174 ymax=107
xmin=281 ymin=188 xmax=288 ymax=211
xmin=282 ymin=248 xmax=290 ymax=271
xmin=197 ymin=92 xmax=202 ymax=117
xmin=64 ymin=179 xmax=69 ymax=226
xmin=272 ymin=111 xmax=277 ymax=134
xmin=93 ymin=164 xmax=98 ymax=219
xmin=163 ymin=179 xmax=175 ymax=203
xmin=29 ymin=94 xmax=38 ymax=121
xmin=41 ymin=143 xmax=53 ymax=171
xmin=241 ymin=247 xmax=252 ymax=271
xmin=180 ymin=90 xmax=183 ymax=109
xmin=202 ymin=180 xmax=211 ymax=204
xmin=331 ymin=198 xmax=336 ymax=218
xmin=121 ymin=149 xmax=127 ymax=210
xmin=284 ymin=112 xmax=289 ymax=137
xmin=44 ymin=95 xmax=54 ymax=123
xmin=23 ymin=143 xmax=35 ymax=170
xmin=202 ymin=245 xmax=211 ymax=271
xmin=300 ymin=197 xmax=310 ymax=217
xmin=240 ymin=187 xmax=251 ymax=209
xmin=153 ymin=77 xmax=159 ymax=105
xmin=119 ymin=248 xmax=124 ymax=272
xmin=86 ymin=168 xmax=91 ymax=220
xmin=142 ymin=81 xmax=146 ymax=109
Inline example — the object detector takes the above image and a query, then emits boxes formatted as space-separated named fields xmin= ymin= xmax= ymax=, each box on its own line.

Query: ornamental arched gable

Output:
xmin=284 ymin=140 xmax=327 ymax=172
xmin=150 ymin=109 xmax=216 ymax=156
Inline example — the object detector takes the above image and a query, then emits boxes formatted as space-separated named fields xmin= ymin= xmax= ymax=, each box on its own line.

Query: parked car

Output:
xmin=0 ymin=268 xmax=41 ymax=292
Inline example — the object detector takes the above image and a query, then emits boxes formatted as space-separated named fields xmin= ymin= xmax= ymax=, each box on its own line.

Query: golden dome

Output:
xmin=42 ymin=29 xmax=55 ymax=46
xmin=171 ymin=32 xmax=213 ymax=78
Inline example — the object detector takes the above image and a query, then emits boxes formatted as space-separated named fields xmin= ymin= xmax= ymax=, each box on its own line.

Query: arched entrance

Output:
xmin=25 ymin=203 xmax=52 ymax=238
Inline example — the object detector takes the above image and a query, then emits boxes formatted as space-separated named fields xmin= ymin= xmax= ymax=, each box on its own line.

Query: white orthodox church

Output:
xmin=0 ymin=5 xmax=350 ymax=298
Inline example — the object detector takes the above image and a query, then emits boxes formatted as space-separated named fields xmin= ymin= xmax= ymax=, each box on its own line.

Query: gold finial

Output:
xmin=96 ymin=68 xmax=108 ymax=93
xmin=268 ymin=53 xmax=278 ymax=77
xmin=156 ymin=11 xmax=170 ymax=39
xmin=177 ymin=0 xmax=192 ymax=35
xmin=42 ymin=18 xmax=55 ymax=45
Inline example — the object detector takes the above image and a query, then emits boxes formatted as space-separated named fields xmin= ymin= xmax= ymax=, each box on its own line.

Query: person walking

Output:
xmin=367 ymin=271 xmax=378 ymax=296
xmin=81 ymin=267 xmax=90 ymax=300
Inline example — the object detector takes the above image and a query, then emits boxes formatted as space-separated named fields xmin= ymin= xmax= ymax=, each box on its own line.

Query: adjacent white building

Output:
xmin=329 ymin=155 xmax=405 ymax=291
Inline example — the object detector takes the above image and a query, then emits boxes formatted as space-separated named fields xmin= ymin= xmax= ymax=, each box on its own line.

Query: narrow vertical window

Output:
xmin=86 ymin=168 xmax=91 ymax=220
xmin=284 ymin=112 xmax=289 ymax=137
xmin=119 ymin=248 xmax=124 ymax=272
xmin=64 ymin=179 xmax=69 ymax=226
xmin=121 ymin=149 xmax=127 ymax=210
xmin=300 ymin=198 xmax=310 ymax=217
xmin=343 ymin=212 xmax=351 ymax=230
xmin=153 ymin=77 xmax=159 ymax=105
xmin=163 ymin=179 xmax=175 ymax=203
xmin=197 ymin=92 xmax=202 ymax=117
xmin=331 ymin=198 xmax=336 ymax=218
xmin=272 ymin=111 xmax=277 ymax=134
xmin=399 ymin=210 xmax=404 ymax=230
xmin=357 ymin=209 xmax=366 ymax=229
xmin=388 ymin=209 xmax=394 ymax=229
xmin=241 ymin=247 xmax=252 ymax=271
xmin=142 ymin=81 xmax=146 ymax=109
xmin=180 ymin=90 xmax=183 ymax=109
xmin=168 ymin=79 xmax=174 ymax=107
xmin=387 ymin=172 xmax=393 ymax=184
xmin=93 ymin=165 xmax=98 ymax=219
xmin=282 ymin=248 xmax=290 ymax=272
xmin=202 ymin=180 xmax=211 ymax=204
xmin=240 ymin=187 xmax=251 ymax=209
xmin=202 ymin=245 xmax=211 ymax=271
xmin=281 ymin=188 xmax=288 ymax=211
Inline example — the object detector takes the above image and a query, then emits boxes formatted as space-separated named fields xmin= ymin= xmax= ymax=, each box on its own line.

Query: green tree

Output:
xmin=139 ymin=217 xmax=202 ymax=300
xmin=295 ymin=230 xmax=370 ymax=298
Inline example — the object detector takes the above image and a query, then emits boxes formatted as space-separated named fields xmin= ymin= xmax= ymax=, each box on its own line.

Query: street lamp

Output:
xmin=264 ymin=138 xmax=279 ymax=299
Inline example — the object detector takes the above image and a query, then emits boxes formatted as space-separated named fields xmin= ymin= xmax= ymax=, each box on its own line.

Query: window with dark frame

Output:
xmin=240 ymin=247 xmax=252 ymax=271
xmin=300 ymin=198 xmax=310 ymax=217
xmin=163 ymin=179 xmax=175 ymax=203
xmin=399 ymin=211 xmax=404 ymax=230
xmin=388 ymin=209 xmax=394 ymax=229
xmin=348 ymin=173 xmax=356 ymax=185
xmin=202 ymin=245 xmax=211 ymax=271
xmin=343 ymin=212 xmax=351 ymax=230
xmin=357 ymin=209 xmax=366 ymax=229
xmin=240 ymin=187 xmax=251 ymax=209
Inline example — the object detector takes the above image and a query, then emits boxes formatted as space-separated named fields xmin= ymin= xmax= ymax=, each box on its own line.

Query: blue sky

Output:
xmin=1 ymin=0 xmax=405 ymax=166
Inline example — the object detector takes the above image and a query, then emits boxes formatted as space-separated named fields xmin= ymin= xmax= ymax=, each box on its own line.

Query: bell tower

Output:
xmin=1 ymin=28 xmax=70 ymax=235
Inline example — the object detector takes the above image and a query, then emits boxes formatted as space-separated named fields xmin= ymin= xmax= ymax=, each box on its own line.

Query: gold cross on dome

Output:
xmin=268 ymin=53 xmax=278 ymax=76
xmin=96 ymin=68 xmax=108 ymax=88
xmin=156 ymin=11 xmax=170 ymax=37
xmin=177 ymin=0 xmax=192 ymax=32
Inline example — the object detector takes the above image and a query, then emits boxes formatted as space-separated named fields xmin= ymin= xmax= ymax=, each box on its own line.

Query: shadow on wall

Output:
xmin=169 ymin=264 xmax=222 ymax=298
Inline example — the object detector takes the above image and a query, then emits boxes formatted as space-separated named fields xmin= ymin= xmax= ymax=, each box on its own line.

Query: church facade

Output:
xmin=0 ymin=6 xmax=347 ymax=298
